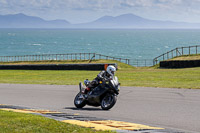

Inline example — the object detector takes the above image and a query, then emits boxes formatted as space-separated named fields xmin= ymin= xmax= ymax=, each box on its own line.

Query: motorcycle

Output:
xmin=74 ymin=76 xmax=120 ymax=110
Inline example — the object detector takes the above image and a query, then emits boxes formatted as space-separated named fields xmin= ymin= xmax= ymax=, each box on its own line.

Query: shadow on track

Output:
xmin=64 ymin=107 xmax=106 ymax=111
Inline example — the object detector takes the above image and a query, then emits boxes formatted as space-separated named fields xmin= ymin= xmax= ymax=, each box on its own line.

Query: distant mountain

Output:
xmin=0 ymin=13 xmax=70 ymax=28
xmin=1 ymin=13 xmax=200 ymax=28
xmin=76 ymin=13 xmax=200 ymax=29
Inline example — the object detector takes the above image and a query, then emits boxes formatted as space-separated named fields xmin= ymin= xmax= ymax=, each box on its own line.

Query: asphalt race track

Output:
xmin=0 ymin=84 xmax=200 ymax=133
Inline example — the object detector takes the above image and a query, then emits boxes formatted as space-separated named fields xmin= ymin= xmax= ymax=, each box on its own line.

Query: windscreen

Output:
xmin=110 ymin=76 xmax=119 ymax=88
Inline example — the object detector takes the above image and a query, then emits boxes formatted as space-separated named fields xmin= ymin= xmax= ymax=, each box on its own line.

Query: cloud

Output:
xmin=1 ymin=0 xmax=200 ymax=23
xmin=0 ymin=0 xmax=7 ymax=4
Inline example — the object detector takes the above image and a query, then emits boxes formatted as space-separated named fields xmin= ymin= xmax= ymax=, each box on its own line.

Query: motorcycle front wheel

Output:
xmin=101 ymin=94 xmax=117 ymax=110
xmin=74 ymin=92 xmax=86 ymax=108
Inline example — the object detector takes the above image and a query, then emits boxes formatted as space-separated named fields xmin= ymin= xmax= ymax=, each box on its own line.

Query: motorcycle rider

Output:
xmin=82 ymin=65 xmax=116 ymax=94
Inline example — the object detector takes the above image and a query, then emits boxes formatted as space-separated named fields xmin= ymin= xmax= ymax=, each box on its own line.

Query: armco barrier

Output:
xmin=0 ymin=63 xmax=117 ymax=70
xmin=160 ymin=60 xmax=200 ymax=68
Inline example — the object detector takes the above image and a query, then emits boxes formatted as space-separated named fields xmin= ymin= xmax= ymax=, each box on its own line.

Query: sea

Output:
xmin=1 ymin=29 xmax=200 ymax=60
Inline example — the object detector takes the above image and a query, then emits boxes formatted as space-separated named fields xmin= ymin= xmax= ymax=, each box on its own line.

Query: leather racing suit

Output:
xmin=84 ymin=70 xmax=111 ymax=93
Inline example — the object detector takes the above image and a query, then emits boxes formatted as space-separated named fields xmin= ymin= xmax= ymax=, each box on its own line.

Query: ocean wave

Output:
xmin=8 ymin=33 xmax=16 ymax=36
xmin=32 ymin=44 xmax=42 ymax=46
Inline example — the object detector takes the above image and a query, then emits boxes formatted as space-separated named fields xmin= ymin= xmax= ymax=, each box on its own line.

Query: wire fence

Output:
xmin=153 ymin=45 xmax=200 ymax=65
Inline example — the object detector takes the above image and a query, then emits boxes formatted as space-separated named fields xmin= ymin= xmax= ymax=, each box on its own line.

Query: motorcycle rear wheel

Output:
xmin=101 ymin=94 xmax=117 ymax=110
xmin=74 ymin=92 xmax=86 ymax=108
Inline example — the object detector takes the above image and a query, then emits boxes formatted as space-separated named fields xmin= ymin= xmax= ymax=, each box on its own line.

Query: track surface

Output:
xmin=0 ymin=84 xmax=199 ymax=133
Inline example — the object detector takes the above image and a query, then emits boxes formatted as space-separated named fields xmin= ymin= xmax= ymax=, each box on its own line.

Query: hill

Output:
xmin=1 ymin=13 xmax=200 ymax=28
xmin=0 ymin=13 xmax=70 ymax=28
xmin=76 ymin=13 xmax=200 ymax=29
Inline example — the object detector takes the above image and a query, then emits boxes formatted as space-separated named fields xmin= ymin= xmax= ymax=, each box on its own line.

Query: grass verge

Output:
xmin=0 ymin=110 xmax=112 ymax=133
xmin=0 ymin=60 xmax=199 ymax=89
xmin=169 ymin=54 xmax=200 ymax=60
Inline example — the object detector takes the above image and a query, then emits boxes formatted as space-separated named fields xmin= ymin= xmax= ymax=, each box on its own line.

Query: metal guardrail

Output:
xmin=0 ymin=53 xmax=154 ymax=67
xmin=2 ymin=46 xmax=199 ymax=67
xmin=129 ymin=59 xmax=153 ymax=67
xmin=0 ymin=53 xmax=130 ymax=65
xmin=153 ymin=45 xmax=200 ymax=65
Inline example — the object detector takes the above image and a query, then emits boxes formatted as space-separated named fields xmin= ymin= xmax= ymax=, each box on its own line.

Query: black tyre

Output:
xmin=101 ymin=94 xmax=117 ymax=110
xmin=74 ymin=92 xmax=86 ymax=108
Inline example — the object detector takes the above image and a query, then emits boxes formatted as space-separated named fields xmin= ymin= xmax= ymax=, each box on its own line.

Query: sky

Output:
xmin=1 ymin=0 xmax=200 ymax=24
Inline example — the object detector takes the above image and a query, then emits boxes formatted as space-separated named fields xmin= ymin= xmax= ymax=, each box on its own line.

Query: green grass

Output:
xmin=169 ymin=54 xmax=200 ymax=60
xmin=0 ymin=60 xmax=200 ymax=89
xmin=0 ymin=110 xmax=113 ymax=133
xmin=118 ymin=67 xmax=200 ymax=89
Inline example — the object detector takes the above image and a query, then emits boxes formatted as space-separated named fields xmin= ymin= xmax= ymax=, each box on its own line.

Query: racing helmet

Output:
xmin=106 ymin=65 xmax=116 ymax=77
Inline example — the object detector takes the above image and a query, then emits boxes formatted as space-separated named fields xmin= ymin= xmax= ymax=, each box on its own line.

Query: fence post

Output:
xmin=196 ymin=45 xmax=198 ymax=55
xmin=189 ymin=46 xmax=191 ymax=55
xmin=182 ymin=47 xmax=183 ymax=55
xmin=163 ymin=54 xmax=165 ymax=61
